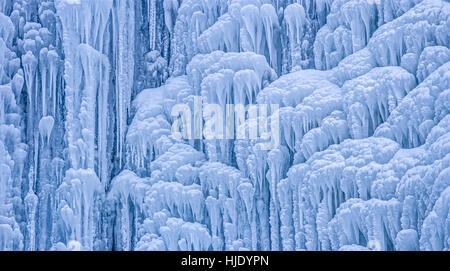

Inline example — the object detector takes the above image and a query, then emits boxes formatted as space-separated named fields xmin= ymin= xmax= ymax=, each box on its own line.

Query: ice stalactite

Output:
xmin=125 ymin=76 xmax=192 ymax=176
xmin=108 ymin=170 xmax=149 ymax=251
xmin=375 ymin=62 xmax=450 ymax=148
xmin=39 ymin=48 xmax=60 ymax=117
xmin=0 ymin=0 xmax=12 ymax=15
xmin=148 ymin=0 xmax=157 ymax=51
xmin=328 ymin=0 xmax=448 ymax=87
xmin=163 ymin=0 xmax=179 ymax=34
xmin=56 ymin=1 xmax=112 ymax=158
xmin=74 ymin=44 xmax=110 ymax=182
xmin=420 ymin=187 xmax=450 ymax=251
xmin=199 ymin=162 xmax=253 ymax=250
xmin=343 ymin=66 xmax=416 ymax=139
xmin=141 ymin=0 xmax=177 ymax=66
xmin=13 ymin=1 xmax=68 ymax=251
xmin=129 ymin=154 xmax=218 ymax=251
xmin=0 ymin=3 xmax=29 ymax=251
xmin=260 ymin=4 xmax=279 ymax=71
xmin=55 ymin=169 xmax=102 ymax=250
xmin=197 ymin=2 xmax=283 ymax=73
xmin=55 ymin=0 xmax=112 ymax=249
xmin=234 ymin=130 xmax=290 ymax=251
xmin=241 ymin=5 xmax=264 ymax=55
xmin=394 ymin=115 xmax=450 ymax=245
xmin=111 ymin=71 xmax=214 ymax=251
xmin=196 ymin=0 xmax=336 ymax=74
xmin=284 ymin=138 xmax=401 ymax=250
xmin=0 ymin=84 xmax=25 ymax=250
xmin=416 ymin=46 xmax=450 ymax=83
xmin=314 ymin=0 xmax=422 ymax=70
xmin=300 ymin=110 xmax=349 ymax=160
xmin=367 ymin=0 xmax=448 ymax=68
xmin=0 ymin=12 xmax=14 ymax=50
xmin=24 ymin=172 xmax=37 ymax=251
xmin=112 ymin=0 xmax=135 ymax=170
xmin=283 ymin=3 xmax=308 ymax=71
xmin=266 ymin=147 xmax=290 ymax=250
xmin=197 ymin=14 xmax=239 ymax=53
xmin=170 ymin=0 xmax=227 ymax=75
xmin=56 ymin=0 xmax=112 ymax=170
xmin=38 ymin=115 xmax=54 ymax=145
xmin=279 ymin=0 xmax=334 ymax=72
xmin=54 ymin=43 xmax=110 ymax=250
xmin=257 ymin=69 xmax=344 ymax=163
xmin=187 ymin=51 xmax=276 ymax=165
xmin=328 ymin=198 xmax=402 ymax=251
xmin=132 ymin=0 xmax=170 ymax=93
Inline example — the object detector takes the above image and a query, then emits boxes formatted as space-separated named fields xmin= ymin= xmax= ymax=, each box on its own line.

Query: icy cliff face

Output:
xmin=0 ymin=0 xmax=449 ymax=251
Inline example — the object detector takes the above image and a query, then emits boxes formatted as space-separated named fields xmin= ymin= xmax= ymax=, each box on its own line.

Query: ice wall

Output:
xmin=0 ymin=0 xmax=449 ymax=251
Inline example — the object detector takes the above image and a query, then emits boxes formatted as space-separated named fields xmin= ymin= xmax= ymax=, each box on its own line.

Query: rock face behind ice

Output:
xmin=0 ymin=0 xmax=449 ymax=251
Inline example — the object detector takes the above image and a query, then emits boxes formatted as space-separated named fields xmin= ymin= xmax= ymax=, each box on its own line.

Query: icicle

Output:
xmin=112 ymin=0 xmax=135 ymax=168
xmin=241 ymin=4 xmax=263 ymax=54
xmin=148 ymin=0 xmax=157 ymax=50
xmin=260 ymin=4 xmax=279 ymax=71
xmin=163 ymin=0 xmax=179 ymax=33
xmin=38 ymin=116 xmax=54 ymax=145
xmin=284 ymin=3 xmax=306 ymax=70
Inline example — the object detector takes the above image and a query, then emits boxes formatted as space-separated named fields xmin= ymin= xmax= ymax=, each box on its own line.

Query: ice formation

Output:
xmin=0 ymin=0 xmax=448 ymax=251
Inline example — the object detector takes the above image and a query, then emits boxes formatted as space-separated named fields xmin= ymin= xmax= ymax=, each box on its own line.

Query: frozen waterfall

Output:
xmin=0 ymin=0 xmax=448 ymax=251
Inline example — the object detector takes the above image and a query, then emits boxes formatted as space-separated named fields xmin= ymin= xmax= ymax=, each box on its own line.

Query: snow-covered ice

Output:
xmin=0 ymin=0 xmax=448 ymax=251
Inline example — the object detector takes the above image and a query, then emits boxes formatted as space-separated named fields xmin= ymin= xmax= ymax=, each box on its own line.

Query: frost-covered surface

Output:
xmin=0 ymin=0 xmax=449 ymax=251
